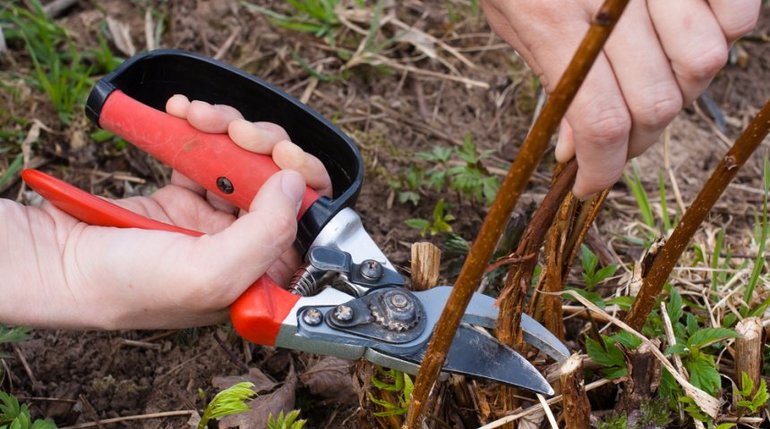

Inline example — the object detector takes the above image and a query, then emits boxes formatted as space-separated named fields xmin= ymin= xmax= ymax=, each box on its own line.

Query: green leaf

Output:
xmin=664 ymin=344 xmax=687 ymax=355
xmin=566 ymin=288 xmax=605 ymax=309
xmin=611 ymin=331 xmax=641 ymax=349
xmin=0 ymin=326 xmax=30 ymax=345
xmin=601 ymin=366 xmax=628 ymax=379
xmin=666 ymin=288 xmax=683 ymax=324
xmin=684 ymin=353 xmax=721 ymax=395
xmin=29 ymin=420 xmax=56 ymax=429
xmin=605 ymin=296 xmax=634 ymax=310
xmin=739 ymin=371 xmax=755 ymax=397
xmin=405 ymin=218 xmax=429 ymax=231
xmin=580 ymin=244 xmax=598 ymax=276
xmin=686 ymin=328 xmax=737 ymax=349
xmin=585 ymin=337 xmax=625 ymax=368
xmin=679 ymin=395 xmax=711 ymax=422
xmin=594 ymin=264 xmax=618 ymax=283
xmin=198 ymin=382 xmax=256 ymax=429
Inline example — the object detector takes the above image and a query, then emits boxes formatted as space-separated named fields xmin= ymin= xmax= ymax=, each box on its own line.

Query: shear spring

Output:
xmin=289 ymin=263 xmax=337 ymax=296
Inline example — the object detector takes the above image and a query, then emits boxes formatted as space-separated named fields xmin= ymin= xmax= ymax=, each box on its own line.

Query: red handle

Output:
xmin=22 ymin=169 xmax=300 ymax=345
xmin=99 ymin=90 xmax=320 ymax=217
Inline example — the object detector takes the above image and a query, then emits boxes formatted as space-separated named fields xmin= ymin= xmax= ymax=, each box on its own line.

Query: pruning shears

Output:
xmin=22 ymin=50 xmax=568 ymax=395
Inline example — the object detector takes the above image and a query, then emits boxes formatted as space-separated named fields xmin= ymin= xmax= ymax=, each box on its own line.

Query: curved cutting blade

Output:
xmin=394 ymin=324 xmax=554 ymax=395
xmin=413 ymin=287 xmax=570 ymax=362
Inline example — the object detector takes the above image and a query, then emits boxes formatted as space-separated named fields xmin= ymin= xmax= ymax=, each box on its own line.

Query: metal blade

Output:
xmin=395 ymin=325 xmax=554 ymax=395
xmin=413 ymin=287 xmax=570 ymax=361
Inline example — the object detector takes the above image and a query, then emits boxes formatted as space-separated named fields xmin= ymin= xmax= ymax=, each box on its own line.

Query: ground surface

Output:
xmin=1 ymin=1 xmax=770 ymax=428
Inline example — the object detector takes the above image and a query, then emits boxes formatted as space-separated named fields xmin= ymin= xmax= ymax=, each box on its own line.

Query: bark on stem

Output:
xmin=734 ymin=317 xmax=763 ymax=404
xmin=625 ymin=100 xmax=770 ymax=331
xmin=402 ymin=1 xmax=631 ymax=426
xmin=560 ymin=354 xmax=591 ymax=429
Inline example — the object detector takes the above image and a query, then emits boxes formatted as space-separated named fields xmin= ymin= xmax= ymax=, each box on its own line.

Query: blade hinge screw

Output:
xmin=302 ymin=308 xmax=323 ymax=326
xmin=332 ymin=304 xmax=354 ymax=322
xmin=360 ymin=259 xmax=383 ymax=280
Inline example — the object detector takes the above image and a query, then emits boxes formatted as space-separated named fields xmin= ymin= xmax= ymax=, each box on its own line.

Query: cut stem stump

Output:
xmin=734 ymin=317 xmax=763 ymax=403
xmin=411 ymin=242 xmax=441 ymax=291
xmin=560 ymin=354 xmax=590 ymax=429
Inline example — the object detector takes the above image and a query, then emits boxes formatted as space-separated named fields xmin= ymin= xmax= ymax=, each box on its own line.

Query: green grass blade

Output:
xmin=0 ymin=153 xmax=23 ymax=189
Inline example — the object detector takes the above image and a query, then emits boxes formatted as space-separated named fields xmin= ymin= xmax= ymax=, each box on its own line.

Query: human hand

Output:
xmin=0 ymin=96 xmax=331 ymax=329
xmin=481 ymin=0 xmax=760 ymax=197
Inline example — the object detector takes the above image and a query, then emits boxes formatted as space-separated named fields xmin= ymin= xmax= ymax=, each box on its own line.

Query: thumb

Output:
xmin=189 ymin=170 xmax=305 ymax=296
xmin=554 ymin=119 xmax=575 ymax=163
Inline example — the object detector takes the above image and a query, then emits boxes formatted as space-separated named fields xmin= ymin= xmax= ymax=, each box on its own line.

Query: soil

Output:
xmin=1 ymin=1 xmax=769 ymax=428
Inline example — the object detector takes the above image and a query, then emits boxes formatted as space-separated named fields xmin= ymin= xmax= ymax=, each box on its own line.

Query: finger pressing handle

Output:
xmin=97 ymin=90 xmax=320 ymax=217
xmin=22 ymin=168 xmax=301 ymax=346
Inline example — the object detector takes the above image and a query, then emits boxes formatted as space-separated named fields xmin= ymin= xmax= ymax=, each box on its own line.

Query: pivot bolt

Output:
xmin=360 ymin=260 xmax=383 ymax=280
xmin=389 ymin=292 xmax=409 ymax=309
xmin=332 ymin=304 xmax=354 ymax=322
xmin=302 ymin=308 xmax=323 ymax=326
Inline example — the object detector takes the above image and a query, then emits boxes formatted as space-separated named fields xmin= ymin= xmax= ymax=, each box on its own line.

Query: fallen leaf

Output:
xmin=218 ymin=367 xmax=297 ymax=429
xmin=0 ymin=26 xmax=7 ymax=54
xmin=397 ymin=27 xmax=437 ymax=60
xmin=106 ymin=17 xmax=135 ymax=56
xmin=300 ymin=357 xmax=356 ymax=404
xmin=212 ymin=367 xmax=278 ymax=394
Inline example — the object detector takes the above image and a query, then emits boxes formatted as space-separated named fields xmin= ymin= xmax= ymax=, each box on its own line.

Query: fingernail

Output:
xmin=281 ymin=171 xmax=306 ymax=209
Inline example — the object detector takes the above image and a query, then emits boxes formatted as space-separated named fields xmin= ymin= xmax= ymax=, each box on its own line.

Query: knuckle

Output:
xmin=579 ymin=106 xmax=631 ymax=146
xmin=632 ymin=90 xmax=682 ymax=130
xmin=678 ymin=43 xmax=728 ymax=82
xmin=190 ymin=266 xmax=237 ymax=305
xmin=270 ymin=212 xmax=297 ymax=243
xmin=722 ymin=10 xmax=759 ymax=40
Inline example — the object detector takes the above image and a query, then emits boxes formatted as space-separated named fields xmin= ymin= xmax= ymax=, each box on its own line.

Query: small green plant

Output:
xmin=585 ymin=331 xmax=641 ymax=379
xmin=267 ymin=410 xmax=307 ymax=429
xmin=417 ymin=135 xmax=500 ymax=205
xmin=367 ymin=368 xmax=413 ymax=417
xmin=734 ymin=372 xmax=769 ymax=414
xmin=663 ymin=289 xmax=737 ymax=396
xmin=243 ymin=0 xmax=342 ymax=42
xmin=0 ymin=326 xmax=31 ymax=379
xmin=1 ymin=1 xmax=118 ymax=124
xmin=0 ymin=392 xmax=56 ymax=429
xmin=579 ymin=244 xmax=618 ymax=290
xmin=197 ymin=382 xmax=256 ymax=429
xmin=405 ymin=198 xmax=455 ymax=237
xmin=388 ymin=165 xmax=425 ymax=206
xmin=595 ymin=412 xmax=626 ymax=429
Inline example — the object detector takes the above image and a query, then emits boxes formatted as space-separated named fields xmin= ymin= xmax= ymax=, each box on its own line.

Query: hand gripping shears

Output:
xmin=22 ymin=50 xmax=568 ymax=395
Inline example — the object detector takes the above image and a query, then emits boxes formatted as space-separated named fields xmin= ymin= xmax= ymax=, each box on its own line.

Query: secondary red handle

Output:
xmin=22 ymin=169 xmax=300 ymax=346
xmin=99 ymin=90 xmax=320 ymax=217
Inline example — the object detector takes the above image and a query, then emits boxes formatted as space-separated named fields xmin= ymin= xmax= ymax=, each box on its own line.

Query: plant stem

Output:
xmin=560 ymin=354 xmax=591 ymax=429
xmin=625 ymin=99 xmax=770 ymax=331
xmin=402 ymin=1 xmax=631 ymax=426
xmin=734 ymin=317 xmax=763 ymax=403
